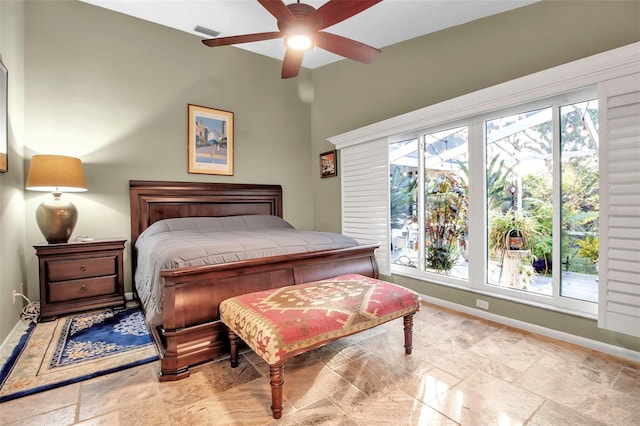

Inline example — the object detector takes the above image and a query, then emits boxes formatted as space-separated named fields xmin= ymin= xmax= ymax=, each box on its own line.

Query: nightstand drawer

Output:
xmin=47 ymin=256 xmax=117 ymax=281
xmin=47 ymin=275 xmax=117 ymax=303
xmin=35 ymin=239 xmax=126 ymax=321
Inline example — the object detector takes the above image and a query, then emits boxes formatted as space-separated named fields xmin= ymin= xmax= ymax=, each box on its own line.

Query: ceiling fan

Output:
xmin=201 ymin=0 xmax=382 ymax=79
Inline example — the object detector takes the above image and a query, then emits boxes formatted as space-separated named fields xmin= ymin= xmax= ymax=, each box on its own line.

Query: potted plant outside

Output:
xmin=424 ymin=173 xmax=468 ymax=272
xmin=488 ymin=209 xmax=538 ymax=288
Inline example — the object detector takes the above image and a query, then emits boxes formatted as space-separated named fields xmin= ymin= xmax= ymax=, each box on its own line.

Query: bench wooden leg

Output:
xmin=228 ymin=328 xmax=239 ymax=368
xmin=270 ymin=363 xmax=284 ymax=419
xmin=403 ymin=314 xmax=414 ymax=355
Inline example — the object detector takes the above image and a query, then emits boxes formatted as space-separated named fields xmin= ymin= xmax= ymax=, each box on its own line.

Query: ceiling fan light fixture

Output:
xmin=202 ymin=0 xmax=383 ymax=78
xmin=285 ymin=33 xmax=313 ymax=51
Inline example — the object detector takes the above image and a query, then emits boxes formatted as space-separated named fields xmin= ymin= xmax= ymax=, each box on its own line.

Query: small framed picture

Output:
xmin=320 ymin=150 xmax=338 ymax=178
xmin=188 ymin=104 xmax=234 ymax=175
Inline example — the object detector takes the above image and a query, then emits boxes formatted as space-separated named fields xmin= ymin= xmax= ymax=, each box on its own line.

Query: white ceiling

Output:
xmin=80 ymin=0 xmax=540 ymax=69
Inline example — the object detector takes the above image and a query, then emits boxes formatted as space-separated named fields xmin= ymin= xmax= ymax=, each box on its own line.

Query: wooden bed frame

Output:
xmin=129 ymin=180 xmax=379 ymax=381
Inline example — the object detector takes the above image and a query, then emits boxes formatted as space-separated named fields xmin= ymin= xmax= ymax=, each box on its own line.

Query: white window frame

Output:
xmin=474 ymin=90 xmax=599 ymax=316
xmin=388 ymin=90 xmax=601 ymax=317
xmin=330 ymin=42 xmax=640 ymax=324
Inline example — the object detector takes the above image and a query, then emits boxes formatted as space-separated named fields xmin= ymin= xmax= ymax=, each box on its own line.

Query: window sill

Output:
xmin=390 ymin=268 xmax=598 ymax=321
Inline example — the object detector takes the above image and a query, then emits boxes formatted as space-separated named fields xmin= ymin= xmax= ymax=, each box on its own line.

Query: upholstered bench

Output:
xmin=219 ymin=273 xmax=421 ymax=419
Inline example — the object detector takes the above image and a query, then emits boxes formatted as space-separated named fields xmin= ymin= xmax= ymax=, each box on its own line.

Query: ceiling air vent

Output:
xmin=194 ymin=26 xmax=220 ymax=38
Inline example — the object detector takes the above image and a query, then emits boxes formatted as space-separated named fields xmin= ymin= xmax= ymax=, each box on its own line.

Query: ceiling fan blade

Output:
xmin=315 ymin=32 xmax=381 ymax=64
xmin=281 ymin=49 xmax=304 ymax=79
xmin=308 ymin=0 xmax=382 ymax=30
xmin=202 ymin=31 xmax=283 ymax=47
xmin=258 ymin=0 xmax=296 ymax=24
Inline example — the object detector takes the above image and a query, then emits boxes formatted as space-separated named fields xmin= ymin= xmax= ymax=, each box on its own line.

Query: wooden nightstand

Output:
xmin=34 ymin=239 xmax=126 ymax=321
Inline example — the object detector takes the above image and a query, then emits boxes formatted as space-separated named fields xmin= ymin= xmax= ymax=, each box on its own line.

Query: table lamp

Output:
xmin=26 ymin=154 xmax=87 ymax=244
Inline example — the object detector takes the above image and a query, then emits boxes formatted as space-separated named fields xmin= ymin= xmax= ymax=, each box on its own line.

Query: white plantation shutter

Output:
xmin=339 ymin=138 xmax=390 ymax=275
xmin=598 ymin=73 xmax=640 ymax=337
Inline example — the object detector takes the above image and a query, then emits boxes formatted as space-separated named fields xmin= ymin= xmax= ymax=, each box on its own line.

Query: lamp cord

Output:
xmin=15 ymin=293 xmax=40 ymax=323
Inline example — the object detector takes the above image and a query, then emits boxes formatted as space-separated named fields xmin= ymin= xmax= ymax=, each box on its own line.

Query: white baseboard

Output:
xmin=420 ymin=293 xmax=640 ymax=363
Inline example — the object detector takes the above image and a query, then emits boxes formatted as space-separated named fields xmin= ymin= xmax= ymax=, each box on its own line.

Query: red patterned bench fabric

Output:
xmin=219 ymin=273 xmax=421 ymax=365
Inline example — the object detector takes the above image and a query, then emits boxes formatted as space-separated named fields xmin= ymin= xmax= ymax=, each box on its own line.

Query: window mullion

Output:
xmin=469 ymin=118 xmax=486 ymax=289
xmin=417 ymin=135 xmax=426 ymax=271
xmin=552 ymin=104 xmax=562 ymax=301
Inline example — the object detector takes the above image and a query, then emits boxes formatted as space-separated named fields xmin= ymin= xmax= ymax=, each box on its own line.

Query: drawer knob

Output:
xmin=80 ymin=284 xmax=87 ymax=292
xmin=80 ymin=265 xmax=87 ymax=272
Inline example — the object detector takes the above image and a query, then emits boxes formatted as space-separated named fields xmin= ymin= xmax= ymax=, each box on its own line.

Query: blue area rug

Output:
xmin=0 ymin=307 xmax=158 ymax=402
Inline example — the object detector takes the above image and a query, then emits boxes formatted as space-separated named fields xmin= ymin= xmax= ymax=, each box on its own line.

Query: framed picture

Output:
xmin=188 ymin=104 xmax=234 ymax=175
xmin=0 ymin=61 xmax=7 ymax=173
xmin=320 ymin=150 xmax=338 ymax=178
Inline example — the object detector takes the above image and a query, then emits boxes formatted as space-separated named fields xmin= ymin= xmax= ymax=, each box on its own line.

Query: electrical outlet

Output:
xmin=476 ymin=299 xmax=489 ymax=310
xmin=12 ymin=283 xmax=24 ymax=305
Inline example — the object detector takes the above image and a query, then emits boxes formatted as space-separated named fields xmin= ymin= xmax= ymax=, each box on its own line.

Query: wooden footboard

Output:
xmin=129 ymin=180 xmax=379 ymax=381
xmin=154 ymin=244 xmax=379 ymax=381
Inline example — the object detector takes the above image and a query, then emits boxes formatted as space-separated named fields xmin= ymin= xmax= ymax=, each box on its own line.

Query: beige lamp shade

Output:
xmin=26 ymin=155 xmax=87 ymax=192
xmin=26 ymin=155 xmax=87 ymax=244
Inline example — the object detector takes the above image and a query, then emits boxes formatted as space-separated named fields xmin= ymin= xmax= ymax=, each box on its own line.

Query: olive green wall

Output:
xmin=311 ymin=0 xmax=640 ymax=351
xmin=20 ymin=0 xmax=311 ymax=311
xmin=311 ymin=0 xmax=640 ymax=232
xmin=1 ymin=0 xmax=639 ymax=352
xmin=0 ymin=0 xmax=27 ymax=341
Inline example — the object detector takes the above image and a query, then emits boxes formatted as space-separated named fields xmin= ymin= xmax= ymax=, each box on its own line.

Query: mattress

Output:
xmin=134 ymin=215 xmax=359 ymax=325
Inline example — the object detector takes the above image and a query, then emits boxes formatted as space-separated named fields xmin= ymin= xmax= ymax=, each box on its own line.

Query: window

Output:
xmin=485 ymin=107 xmax=551 ymax=294
xmin=390 ymin=138 xmax=418 ymax=267
xmin=331 ymin=43 xmax=639 ymax=326
xmin=484 ymin=99 xmax=599 ymax=307
xmin=560 ymin=100 xmax=600 ymax=302
xmin=390 ymin=127 xmax=469 ymax=281
xmin=388 ymin=93 xmax=599 ymax=313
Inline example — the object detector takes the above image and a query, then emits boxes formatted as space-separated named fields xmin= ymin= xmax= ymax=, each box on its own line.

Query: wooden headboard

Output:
xmin=129 ymin=180 xmax=283 ymax=248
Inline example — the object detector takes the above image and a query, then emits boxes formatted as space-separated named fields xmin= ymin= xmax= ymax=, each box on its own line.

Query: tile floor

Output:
xmin=1 ymin=302 xmax=638 ymax=425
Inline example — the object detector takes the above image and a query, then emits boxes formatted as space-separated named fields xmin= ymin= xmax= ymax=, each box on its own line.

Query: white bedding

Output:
xmin=134 ymin=215 xmax=359 ymax=325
